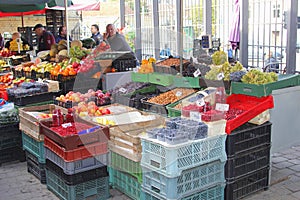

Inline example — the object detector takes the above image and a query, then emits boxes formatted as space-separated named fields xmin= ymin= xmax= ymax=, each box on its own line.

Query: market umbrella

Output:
xmin=229 ymin=0 xmax=240 ymax=51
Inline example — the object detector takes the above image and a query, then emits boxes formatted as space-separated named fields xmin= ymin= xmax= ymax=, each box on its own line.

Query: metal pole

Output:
xmin=135 ymin=0 xmax=142 ymax=61
xmin=286 ymin=0 xmax=298 ymax=74
xmin=64 ymin=0 xmax=69 ymax=54
xmin=120 ymin=0 xmax=125 ymax=28
xmin=153 ymin=0 xmax=160 ymax=59
xmin=175 ymin=0 xmax=183 ymax=74
xmin=239 ymin=0 xmax=249 ymax=67
xmin=203 ymin=0 xmax=212 ymax=35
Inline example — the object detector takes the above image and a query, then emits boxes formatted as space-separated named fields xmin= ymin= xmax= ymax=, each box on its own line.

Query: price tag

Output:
xmin=176 ymin=91 xmax=182 ymax=97
xmin=119 ymin=87 xmax=127 ymax=93
xmin=217 ymin=73 xmax=225 ymax=80
xmin=193 ymin=69 xmax=201 ymax=77
xmin=215 ymin=103 xmax=230 ymax=112
xmin=196 ymin=98 xmax=205 ymax=106
xmin=80 ymin=60 xmax=84 ymax=65
xmin=190 ymin=111 xmax=201 ymax=122
xmin=62 ymin=123 xmax=73 ymax=128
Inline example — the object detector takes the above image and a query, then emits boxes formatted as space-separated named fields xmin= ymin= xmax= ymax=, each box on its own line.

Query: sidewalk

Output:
xmin=1 ymin=145 xmax=300 ymax=200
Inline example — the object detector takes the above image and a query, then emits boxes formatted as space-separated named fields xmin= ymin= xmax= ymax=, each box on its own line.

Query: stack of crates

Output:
xmin=40 ymin=119 xmax=110 ymax=200
xmin=225 ymin=122 xmax=272 ymax=200
xmin=140 ymin=126 xmax=227 ymax=199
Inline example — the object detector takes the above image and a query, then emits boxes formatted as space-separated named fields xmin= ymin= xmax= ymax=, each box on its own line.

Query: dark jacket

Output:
xmin=38 ymin=30 xmax=55 ymax=52
xmin=55 ymin=34 xmax=72 ymax=43
xmin=91 ymin=32 xmax=103 ymax=46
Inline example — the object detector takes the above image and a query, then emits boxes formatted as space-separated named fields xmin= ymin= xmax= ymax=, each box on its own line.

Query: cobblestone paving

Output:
xmin=1 ymin=144 xmax=300 ymax=200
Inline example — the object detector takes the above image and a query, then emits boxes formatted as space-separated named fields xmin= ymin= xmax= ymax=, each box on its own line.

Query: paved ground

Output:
xmin=1 ymin=145 xmax=300 ymax=200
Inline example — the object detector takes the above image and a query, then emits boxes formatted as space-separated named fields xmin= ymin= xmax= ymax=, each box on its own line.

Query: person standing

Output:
xmin=91 ymin=24 xmax=103 ymax=46
xmin=103 ymin=24 xmax=133 ymax=52
xmin=34 ymin=24 xmax=55 ymax=52
xmin=0 ymin=33 xmax=4 ymax=50
xmin=55 ymin=26 xmax=72 ymax=43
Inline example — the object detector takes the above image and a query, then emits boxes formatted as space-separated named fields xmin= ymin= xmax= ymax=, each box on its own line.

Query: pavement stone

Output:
xmin=273 ymin=161 xmax=295 ymax=169
xmin=289 ymin=165 xmax=300 ymax=173
xmin=282 ymin=153 xmax=299 ymax=160
xmin=272 ymin=156 xmax=288 ymax=163
xmin=291 ymin=191 xmax=300 ymax=199
xmin=289 ymin=159 xmax=300 ymax=165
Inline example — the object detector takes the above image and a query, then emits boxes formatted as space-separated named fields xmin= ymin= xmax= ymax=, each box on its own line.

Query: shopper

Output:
xmin=55 ymin=26 xmax=72 ymax=43
xmin=91 ymin=24 xmax=103 ymax=46
xmin=34 ymin=24 xmax=55 ymax=52
xmin=103 ymin=24 xmax=133 ymax=52
xmin=4 ymin=32 xmax=33 ymax=51
xmin=0 ymin=33 xmax=4 ymax=50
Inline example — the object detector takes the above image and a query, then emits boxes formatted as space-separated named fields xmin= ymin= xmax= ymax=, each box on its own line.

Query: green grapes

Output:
xmin=241 ymin=69 xmax=278 ymax=84
xmin=212 ymin=51 xmax=228 ymax=65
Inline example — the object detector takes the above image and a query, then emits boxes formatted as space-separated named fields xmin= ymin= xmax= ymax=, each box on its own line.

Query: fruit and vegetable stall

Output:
xmin=1 ymin=43 xmax=300 ymax=200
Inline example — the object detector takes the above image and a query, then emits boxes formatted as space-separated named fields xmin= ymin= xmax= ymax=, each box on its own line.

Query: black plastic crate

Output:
xmin=0 ymin=123 xmax=22 ymax=150
xmin=225 ymin=167 xmax=269 ymax=200
xmin=140 ymin=97 xmax=168 ymax=116
xmin=112 ymin=59 xmax=137 ymax=72
xmin=8 ymin=92 xmax=58 ymax=106
xmin=226 ymin=122 xmax=272 ymax=157
xmin=0 ymin=146 xmax=26 ymax=166
xmin=26 ymin=153 xmax=46 ymax=184
xmin=199 ymin=78 xmax=231 ymax=91
xmin=46 ymin=159 xmax=108 ymax=185
xmin=226 ymin=145 xmax=271 ymax=180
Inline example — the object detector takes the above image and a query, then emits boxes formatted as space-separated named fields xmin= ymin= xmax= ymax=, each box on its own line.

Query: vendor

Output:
xmin=91 ymin=24 xmax=103 ymax=46
xmin=34 ymin=24 xmax=55 ymax=52
xmin=103 ymin=24 xmax=133 ymax=52
xmin=55 ymin=26 xmax=72 ymax=43
xmin=4 ymin=32 xmax=33 ymax=51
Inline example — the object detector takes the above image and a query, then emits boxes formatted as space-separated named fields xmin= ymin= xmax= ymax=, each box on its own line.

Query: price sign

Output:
xmin=119 ymin=88 xmax=127 ymax=93
xmin=176 ymin=91 xmax=182 ymax=97
xmin=190 ymin=111 xmax=201 ymax=122
xmin=62 ymin=123 xmax=73 ymax=128
xmin=215 ymin=103 xmax=230 ymax=112
xmin=217 ymin=73 xmax=225 ymax=80
xmin=193 ymin=69 xmax=201 ymax=77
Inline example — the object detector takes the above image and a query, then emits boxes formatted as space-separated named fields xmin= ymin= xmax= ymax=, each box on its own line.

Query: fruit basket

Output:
xmin=231 ymin=74 xmax=300 ymax=97
xmin=40 ymin=117 xmax=109 ymax=151
xmin=225 ymin=94 xmax=274 ymax=134
xmin=153 ymin=58 xmax=190 ymax=75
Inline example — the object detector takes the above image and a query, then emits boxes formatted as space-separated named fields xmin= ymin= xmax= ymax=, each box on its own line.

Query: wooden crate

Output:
xmin=108 ymin=141 xmax=142 ymax=163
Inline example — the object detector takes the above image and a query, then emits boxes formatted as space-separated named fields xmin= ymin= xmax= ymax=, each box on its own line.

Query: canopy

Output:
xmin=229 ymin=0 xmax=240 ymax=50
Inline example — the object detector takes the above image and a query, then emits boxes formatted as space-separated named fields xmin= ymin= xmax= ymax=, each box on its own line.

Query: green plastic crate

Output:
xmin=46 ymin=169 xmax=109 ymax=200
xmin=22 ymin=132 xmax=45 ymax=163
xmin=15 ymin=100 xmax=53 ymax=110
xmin=173 ymin=76 xmax=200 ymax=88
xmin=231 ymin=74 xmax=300 ymax=97
xmin=131 ymin=72 xmax=149 ymax=83
xmin=110 ymin=151 xmax=142 ymax=183
xmin=109 ymin=167 xmax=141 ymax=200
xmin=166 ymin=101 xmax=182 ymax=117
xmin=149 ymin=73 xmax=174 ymax=86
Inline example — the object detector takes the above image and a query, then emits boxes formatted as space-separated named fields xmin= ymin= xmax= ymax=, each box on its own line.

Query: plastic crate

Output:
xmin=141 ymin=134 xmax=227 ymax=178
xmin=226 ymin=122 xmax=272 ymax=157
xmin=166 ymin=101 xmax=182 ymax=117
xmin=22 ymin=132 xmax=45 ymax=163
xmin=199 ymin=78 xmax=231 ymax=91
xmin=204 ymin=120 xmax=226 ymax=137
xmin=45 ymin=147 xmax=107 ymax=175
xmin=141 ymin=183 xmax=225 ymax=200
xmin=0 ymin=146 xmax=26 ymax=166
xmin=141 ymin=97 xmax=169 ymax=116
xmin=110 ymin=151 xmax=142 ymax=183
xmin=26 ymin=152 xmax=46 ymax=184
xmin=149 ymin=73 xmax=174 ymax=86
xmin=173 ymin=76 xmax=200 ymax=88
xmin=109 ymin=167 xmax=141 ymax=200
xmin=131 ymin=72 xmax=149 ymax=83
xmin=44 ymin=136 xmax=108 ymax=162
xmin=225 ymin=167 xmax=269 ymax=200
xmin=8 ymin=92 xmax=58 ymax=106
xmin=0 ymin=123 xmax=22 ymax=150
xmin=142 ymin=160 xmax=225 ymax=199
xmin=40 ymin=118 xmax=109 ymax=151
xmin=225 ymin=94 xmax=274 ymax=134
xmin=46 ymin=159 xmax=108 ymax=185
xmin=226 ymin=145 xmax=270 ymax=180
xmin=46 ymin=169 xmax=109 ymax=200
xmin=231 ymin=74 xmax=300 ymax=97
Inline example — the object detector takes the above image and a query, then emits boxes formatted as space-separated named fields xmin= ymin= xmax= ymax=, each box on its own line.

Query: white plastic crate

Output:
xmin=204 ymin=120 xmax=226 ymax=137
xmin=142 ymin=161 xmax=225 ymax=199
xmin=141 ymin=134 xmax=227 ymax=178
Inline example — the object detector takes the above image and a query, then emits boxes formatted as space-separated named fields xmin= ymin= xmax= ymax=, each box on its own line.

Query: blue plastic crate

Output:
xmin=141 ymin=184 xmax=225 ymax=200
xmin=142 ymin=161 xmax=225 ymax=199
xmin=45 ymin=147 xmax=107 ymax=175
xmin=141 ymin=134 xmax=227 ymax=178
xmin=109 ymin=167 xmax=141 ymax=200
xmin=46 ymin=169 xmax=109 ymax=200
xmin=22 ymin=132 xmax=45 ymax=163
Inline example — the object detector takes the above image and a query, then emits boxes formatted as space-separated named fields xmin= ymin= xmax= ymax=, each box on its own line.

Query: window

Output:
xmin=273 ymin=4 xmax=281 ymax=18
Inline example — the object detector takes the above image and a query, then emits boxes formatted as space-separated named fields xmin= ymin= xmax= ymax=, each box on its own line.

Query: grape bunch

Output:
xmin=204 ymin=66 xmax=221 ymax=80
xmin=230 ymin=71 xmax=247 ymax=82
xmin=241 ymin=69 xmax=278 ymax=84
xmin=212 ymin=51 xmax=228 ymax=65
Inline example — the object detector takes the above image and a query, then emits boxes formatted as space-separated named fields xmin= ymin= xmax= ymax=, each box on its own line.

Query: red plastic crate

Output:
xmin=40 ymin=117 xmax=109 ymax=150
xmin=225 ymin=94 xmax=274 ymax=134
xmin=44 ymin=136 xmax=108 ymax=162
xmin=0 ymin=89 xmax=8 ymax=101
